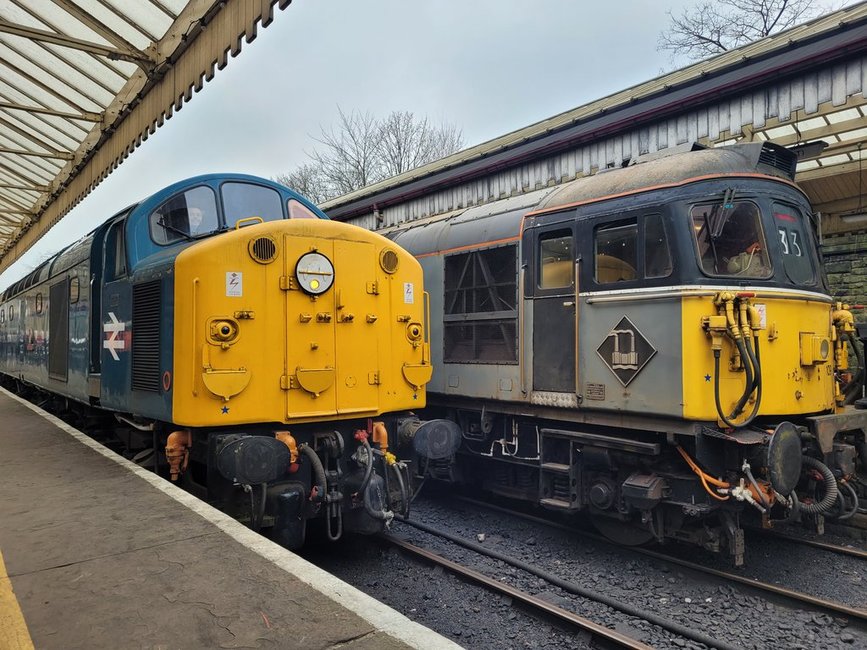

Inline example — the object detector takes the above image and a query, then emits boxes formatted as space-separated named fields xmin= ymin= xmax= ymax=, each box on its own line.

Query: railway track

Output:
xmin=426 ymin=495 xmax=867 ymax=623
xmin=746 ymin=526 xmax=867 ymax=561
xmin=391 ymin=517 xmax=754 ymax=650
xmin=382 ymin=534 xmax=654 ymax=650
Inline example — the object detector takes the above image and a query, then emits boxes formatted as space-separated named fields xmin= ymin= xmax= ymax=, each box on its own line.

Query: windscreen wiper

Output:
xmin=157 ymin=218 xmax=193 ymax=241
xmin=710 ymin=188 xmax=736 ymax=239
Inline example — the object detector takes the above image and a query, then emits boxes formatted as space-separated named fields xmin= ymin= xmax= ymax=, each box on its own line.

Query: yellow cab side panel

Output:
xmin=681 ymin=293 xmax=835 ymax=421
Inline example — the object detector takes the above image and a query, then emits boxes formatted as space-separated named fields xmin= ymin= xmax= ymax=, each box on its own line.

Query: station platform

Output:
xmin=0 ymin=388 xmax=460 ymax=650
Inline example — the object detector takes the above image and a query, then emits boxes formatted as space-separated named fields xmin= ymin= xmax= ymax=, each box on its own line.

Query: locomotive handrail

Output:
xmin=234 ymin=216 xmax=264 ymax=229
xmin=518 ymin=267 xmax=526 ymax=394
xmin=191 ymin=277 xmax=199 ymax=397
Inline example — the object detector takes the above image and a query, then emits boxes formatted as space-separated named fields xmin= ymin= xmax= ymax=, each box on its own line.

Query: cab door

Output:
xmin=531 ymin=226 xmax=578 ymax=393
xmin=283 ymin=236 xmax=339 ymax=419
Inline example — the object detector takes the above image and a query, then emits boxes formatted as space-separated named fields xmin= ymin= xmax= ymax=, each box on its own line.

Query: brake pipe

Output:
xmin=677 ymin=445 xmax=730 ymax=501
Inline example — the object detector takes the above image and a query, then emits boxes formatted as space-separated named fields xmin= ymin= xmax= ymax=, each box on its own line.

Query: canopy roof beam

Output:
xmin=0 ymin=101 xmax=102 ymax=123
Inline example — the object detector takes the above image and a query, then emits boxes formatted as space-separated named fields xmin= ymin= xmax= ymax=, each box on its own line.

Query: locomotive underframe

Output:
xmin=419 ymin=395 xmax=867 ymax=565
xmin=0 ymin=371 xmax=408 ymax=549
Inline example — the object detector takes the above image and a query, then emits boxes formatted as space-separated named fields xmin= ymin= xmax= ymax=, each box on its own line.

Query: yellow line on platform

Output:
xmin=0 ymin=550 xmax=34 ymax=650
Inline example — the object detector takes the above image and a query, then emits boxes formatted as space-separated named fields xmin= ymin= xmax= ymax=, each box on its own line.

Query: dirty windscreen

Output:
xmin=691 ymin=200 xmax=772 ymax=278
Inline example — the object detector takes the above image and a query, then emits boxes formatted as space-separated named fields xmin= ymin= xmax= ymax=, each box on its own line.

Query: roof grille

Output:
xmin=132 ymin=280 xmax=162 ymax=392
xmin=757 ymin=142 xmax=797 ymax=180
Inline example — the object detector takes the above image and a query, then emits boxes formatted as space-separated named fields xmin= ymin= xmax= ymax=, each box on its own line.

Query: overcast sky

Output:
xmin=0 ymin=0 xmax=839 ymax=287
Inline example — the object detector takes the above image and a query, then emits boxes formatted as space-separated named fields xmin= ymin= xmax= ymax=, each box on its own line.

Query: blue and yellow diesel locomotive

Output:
xmin=0 ymin=174 xmax=436 ymax=546
xmin=388 ymin=142 xmax=867 ymax=563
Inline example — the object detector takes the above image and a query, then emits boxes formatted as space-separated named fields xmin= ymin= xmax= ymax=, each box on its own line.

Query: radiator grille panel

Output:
xmin=132 ymin=280 xmax=161 ymax=392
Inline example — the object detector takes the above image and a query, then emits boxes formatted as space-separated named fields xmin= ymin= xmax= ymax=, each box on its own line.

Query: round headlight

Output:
xmin=295 ymin=251 xmax=335 ymax=295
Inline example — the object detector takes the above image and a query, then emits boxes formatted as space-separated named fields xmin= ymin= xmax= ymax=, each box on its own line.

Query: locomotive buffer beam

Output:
xmin=806 ymin=408 xmax=867 ymax=454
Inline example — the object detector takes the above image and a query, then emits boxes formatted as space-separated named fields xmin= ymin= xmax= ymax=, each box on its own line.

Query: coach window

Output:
xmin=443 ymin=245 xmax=518 ymax=363
xmin=150 ymin=186 xmax=218 ymax=244
xmin=691 ymin=200 xmax=771 ymax=278
xmin=772 ymin=202 xmax=815 ymax=285
xmin=222 ymin=182 xmax=283 ymax=225
xmin=538 ymin=230 xmax=574 ymax=290
xmin=595 ymin=221 xmax=638 ymax=283
xmin=288 ymin=198 xmax=320 ymax=220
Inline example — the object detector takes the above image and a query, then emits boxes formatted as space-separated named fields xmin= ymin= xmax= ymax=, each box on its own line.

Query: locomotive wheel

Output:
xmin=590 ymin=514 xmax=655 ymax=546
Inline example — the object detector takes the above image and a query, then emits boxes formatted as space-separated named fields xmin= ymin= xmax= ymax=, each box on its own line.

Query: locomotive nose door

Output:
xmin=531 ymin=227 xmax=578 ymax=394
xmin=282 ymin=236 xmax=380 ymax=419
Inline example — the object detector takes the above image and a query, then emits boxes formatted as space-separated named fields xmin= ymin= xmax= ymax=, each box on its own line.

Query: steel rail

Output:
xmin=381 ymin=534 xmax=653 ymax=650
xmin=746 ymin=527 xmax=867 ymax=561
xmin=447 ymin=496 xmax=867 ymax=623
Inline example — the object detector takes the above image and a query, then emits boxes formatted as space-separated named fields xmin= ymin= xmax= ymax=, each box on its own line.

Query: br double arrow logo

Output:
xmin=103 ymin=312 xmax=126 ymax=361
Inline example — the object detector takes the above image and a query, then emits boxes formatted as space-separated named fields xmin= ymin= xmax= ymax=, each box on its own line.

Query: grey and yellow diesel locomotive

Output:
xmin=389 ymin=142 xmax=866 ymax=563
xmin=0 ymin=173 xmax=436 ymax=547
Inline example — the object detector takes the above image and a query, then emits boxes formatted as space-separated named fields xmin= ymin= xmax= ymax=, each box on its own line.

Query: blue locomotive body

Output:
xmin=0 ymin=174 xmax=325 ymax=421
xmin=0 ymin=173 xmax=434 ymax=548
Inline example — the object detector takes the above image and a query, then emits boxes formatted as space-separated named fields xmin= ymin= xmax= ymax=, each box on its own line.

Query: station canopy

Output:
xmin=0 ymin=0 xmax=290 ymax=274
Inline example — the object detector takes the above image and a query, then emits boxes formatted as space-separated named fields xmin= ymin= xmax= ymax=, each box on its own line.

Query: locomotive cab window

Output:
xmin=691 ymin=200 xmax=771 ymax=278
xmin=772 ymin=202 xmax=815 ymax=285
xmin=150 ymin=186 xmax=219 ymax=244
xmin=222 ymin=182 xmax=283 ymax=225
xmin=595 ymin=222 xmax=638 ymax=283
xmin=538 ymin=230 xmax=574 ymax=290
xmin=644 ymin=213 xmax=673 ymax=278
xmin=69 ymin=276 xmax=80 ymax=304
xmin=287 ymin=198 xmax=320 ymax=220
xmin=443 ymin=245 xmax=518 ymax=363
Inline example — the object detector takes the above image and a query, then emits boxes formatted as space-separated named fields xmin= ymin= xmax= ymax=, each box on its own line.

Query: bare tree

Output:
xmin=276 ymin=107 xmax=464 ymax=204
xmin=658 ymin=0 xmax=836 ymax=63
xmin=309 ymin=107 xmax=384 ymax=196
xmin=379 ymin=111 xmax=464 ymax=176
xmin=273 ymin=163 xmax=330 ymax=205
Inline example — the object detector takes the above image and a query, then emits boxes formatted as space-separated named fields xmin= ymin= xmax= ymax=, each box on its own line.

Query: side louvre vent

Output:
xmin=132 ymin=280 xmax=162 ymax=392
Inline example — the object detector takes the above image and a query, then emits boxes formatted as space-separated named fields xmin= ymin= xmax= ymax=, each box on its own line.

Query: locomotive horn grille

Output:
xmin=249 ymin=236 xmax=277 ymax=264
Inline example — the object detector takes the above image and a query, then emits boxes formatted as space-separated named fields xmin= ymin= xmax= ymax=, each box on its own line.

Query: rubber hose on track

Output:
xmin=799 ymin=456 xmax=840 ymax=515
xmin=843 ymin=331 xmax=865 ymax=405
xmin=390 ymin=463 xmax=410 ymax=518
xmin=396 ymin=516 xmax=744 ymax=650
xmin=356 ymin=437 xmax=376 ymax=497
xmin=834 ymin=481 xmax=860 ymax=521
xmin=363 ymin=476 xmax=390 ymax=520
xmin=300 ymin=444 xmax=327 ymax=502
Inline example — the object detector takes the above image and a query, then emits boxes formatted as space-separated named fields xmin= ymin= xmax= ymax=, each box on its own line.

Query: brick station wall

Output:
xmin=822 ymin=231 xmax=867 ymax=324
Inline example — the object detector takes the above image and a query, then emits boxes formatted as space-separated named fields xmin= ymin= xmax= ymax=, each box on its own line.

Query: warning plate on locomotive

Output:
xmin=585 ymin=383 xmax=606 ymax=400
xmin=596 ymin=316 xmax=657 ymax=386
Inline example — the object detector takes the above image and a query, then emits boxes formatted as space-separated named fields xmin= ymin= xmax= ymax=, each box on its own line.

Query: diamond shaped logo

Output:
xmin=596 ymin=316 xmax=657 ymax=386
